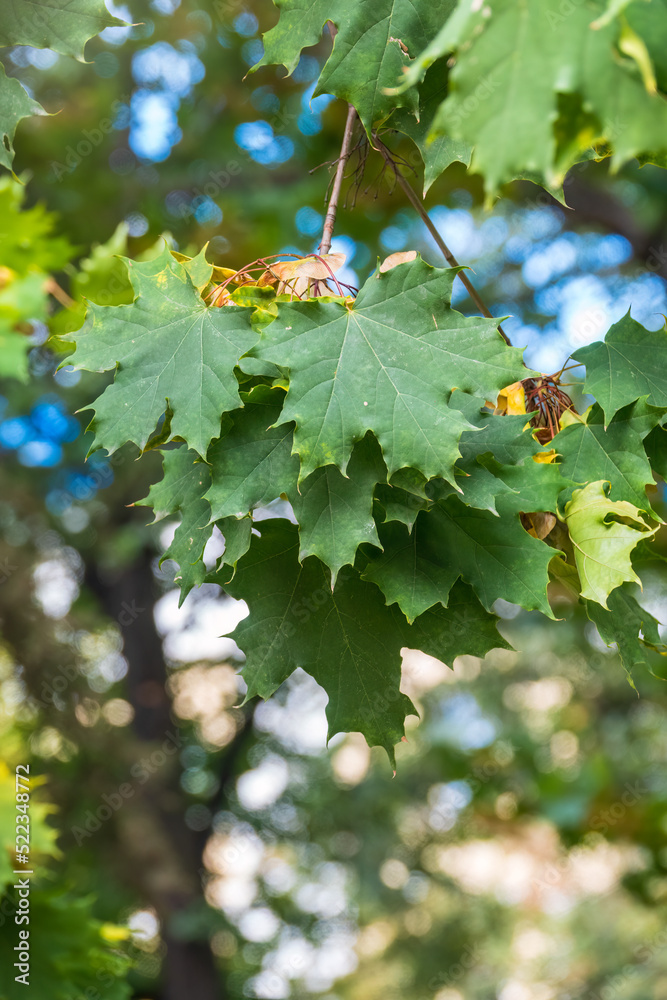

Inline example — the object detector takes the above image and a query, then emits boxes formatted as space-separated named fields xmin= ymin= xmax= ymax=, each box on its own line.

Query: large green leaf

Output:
xmin=206 ymin=390 xmax=387 ymax=580
xmin=225 ymin=518 xmax=419 ymax=759
xmin=362 ymin=517 xmax=459 ymax=622
xmin=216 ymin=516 xmax=253 ymax=579
xmin=389 ymin=62 xmax=471 ymax=194
xmin=224 ymin=518 xmax=506 ymax=762
xmin=468 ymin=455 xmax=571 ymax=517
xmin=365 ymin=494 xmax=558 ymax=619
xmin=446 ymin=391 xmax=567 ymax=513
xmin=405 ymin=0 xmax=667 ymax=195
xmin=562 ymin=480 xmax=658 ymax=609
xmin=0 ymin=64 xmax=43 ymax=172
xmin=572 ymin=313 xmax=667 ymax=425
xmin=645 ymin=424 xmax=667 ymax=479
xmin=139 ymin=446 xmax=213 ymax=603
xmin=253 ymin=0 xmax=453 ymax=132
xmin=419 ymin=496 xmax=555 ymax=617
xmin=551 ymin=403 xmax=659 ymax=512
xmin=0 ymin=0 xmax=124 ymax=59
xmin=451 ymin=391 xmax=543 ymax=466
xmin=292 ymin=433 xmax=386 ymax=583
xmin=64 ymin=246 xmax=257 ymax=457
xmin=374 ymin=475 xmax=431 ymax=531
xmin=585 ymin=584 xmax=667 ymax=681
xmin=252 ymin=257 xmax=528 ymax=483
xmin=405 ymin=579 xmax=512 ymax=665
xmin=206 ymin=385 xmax=299 ymax=520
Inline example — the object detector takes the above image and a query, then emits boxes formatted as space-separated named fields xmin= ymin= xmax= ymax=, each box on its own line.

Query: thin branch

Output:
xmin=45 ymin=277 xmax=75 ymax=309
xmin=371 ymin=133 xmax=511 ymax=346
xmin=318 ymin=103 xmax=358 ymax=256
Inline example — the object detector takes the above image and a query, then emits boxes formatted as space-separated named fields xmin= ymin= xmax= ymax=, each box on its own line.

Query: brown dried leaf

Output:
xmin=379 ymin=250 xmax=417 ymax=273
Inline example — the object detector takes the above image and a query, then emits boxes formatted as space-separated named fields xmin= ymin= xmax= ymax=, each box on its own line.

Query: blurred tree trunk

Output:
xmin=85 ymin=546 xmax=225 ymax=1000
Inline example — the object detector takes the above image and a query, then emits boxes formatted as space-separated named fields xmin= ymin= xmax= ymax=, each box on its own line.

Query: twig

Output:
xmin=318 ymin=103 xmax=358 ymax=256
xmin=371 ymin=132 xmax=511 ymax=346
xmin=45 ymin=277 xmax=75 ymax=309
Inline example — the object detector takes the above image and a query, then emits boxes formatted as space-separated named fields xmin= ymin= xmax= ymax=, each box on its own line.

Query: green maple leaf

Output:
xmin=551 ymin=403 xmax=660 ymax=513
xmin=252 ymin=256 xmax=528 ymax=483
xmin=562 ymin=480 xmax=658 ymax=609
xmin=0 ymin=0 xmax=124 ymax=60
xmin=451 ymin=460 xmax=515 ymax=514
xmin=140 ymin=447 xmax=254 ymax=601
xmin=139 ymin=446 xmax=213 ymax=603
xmin=0 ymin=65 xmax=44 ymax=172
xmin=225 ymin=518 xmax=418 ymax=759
xmin=389 ymin=62 xmax=471 ymax=194
xmin=206 ymin=389 xmax=387 ymax=579
xmin=644 ymin=424 xmax=667 ymax=480
xmin=585 ymin=584 xmax=667 ymax=683
xmin=451 ymin=392 xmax=543 ymax=466
xmin=470 ymin=455 xmax=571 ymax=516
xmin=216 ymin=516 xmax=253 ymax=580
xmin=572 ymin=313 xmax=667 ymax=425
xmin=253 ymin=0 xmax=453 ymax=132
xmin=446 ymin=392 xmax=567 ymax=514
xmin=206 ymin=385 xmax=299 ymax=520
xmin=64 ymin=246 xmax=257 ymax=457
xmin=405 ymin=0 xmax=667 ymax=195
xmin=405 ymin=579 xmax=512 ymax=664
xmin=374 ymin=475 xmax=431 ymax=531
xmin=366 ymin=495 xmax=558 ymax=618
xmin=225 ymin=518 xmax=506 ymax=761
xmin=292 ymin=433 xmax=386 ymax=583
xmin=362 ymin=518 xmax=459 ymax=622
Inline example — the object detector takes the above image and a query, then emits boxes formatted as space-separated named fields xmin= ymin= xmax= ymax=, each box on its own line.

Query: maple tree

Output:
xmin=2 ymin=0 xmax=667 ymax=767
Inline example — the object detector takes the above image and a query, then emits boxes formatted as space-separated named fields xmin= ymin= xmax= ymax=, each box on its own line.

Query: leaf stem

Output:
xmin=319 ymin=103 xmax=358 ymax=256
xmin=372 ymin=133 xmax=511 ymax=346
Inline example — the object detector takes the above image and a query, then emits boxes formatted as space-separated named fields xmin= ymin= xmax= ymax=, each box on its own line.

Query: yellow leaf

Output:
xmin=533 ymin=449 xmax=557 ymax=464
xmin=498 ymin=381 xmax=526 ymax=414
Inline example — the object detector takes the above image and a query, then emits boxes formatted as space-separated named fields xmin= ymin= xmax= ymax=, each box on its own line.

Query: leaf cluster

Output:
xmin=62 ymin=248 xmax=667 ymax=759
xmin=253 ymin=0 xmax=667 ymax=198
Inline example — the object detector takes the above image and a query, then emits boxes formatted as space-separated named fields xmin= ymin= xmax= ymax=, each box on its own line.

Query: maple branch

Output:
xmin=372 ymin=133 xmax=511 ymax=346
xmin=319 ymin=103 xmax=358 ymax=256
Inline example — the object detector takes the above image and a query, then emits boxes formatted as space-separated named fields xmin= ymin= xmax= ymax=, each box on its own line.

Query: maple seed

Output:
xmin=207 ymin=252 xmax=353 ymax=305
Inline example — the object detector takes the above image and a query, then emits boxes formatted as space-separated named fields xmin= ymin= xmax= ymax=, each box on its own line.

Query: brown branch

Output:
xmin=45 ymin=277 xmax=75 ymax=309
xmin=371 ymin=133 xmax=511 ymax=346
xmin=318 ymin=103 xmax=358 ymax=256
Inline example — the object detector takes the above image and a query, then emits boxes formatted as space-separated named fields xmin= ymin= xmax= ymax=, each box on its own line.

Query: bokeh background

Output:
xmin=2 ymin=2 xmax=667 ymax=998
